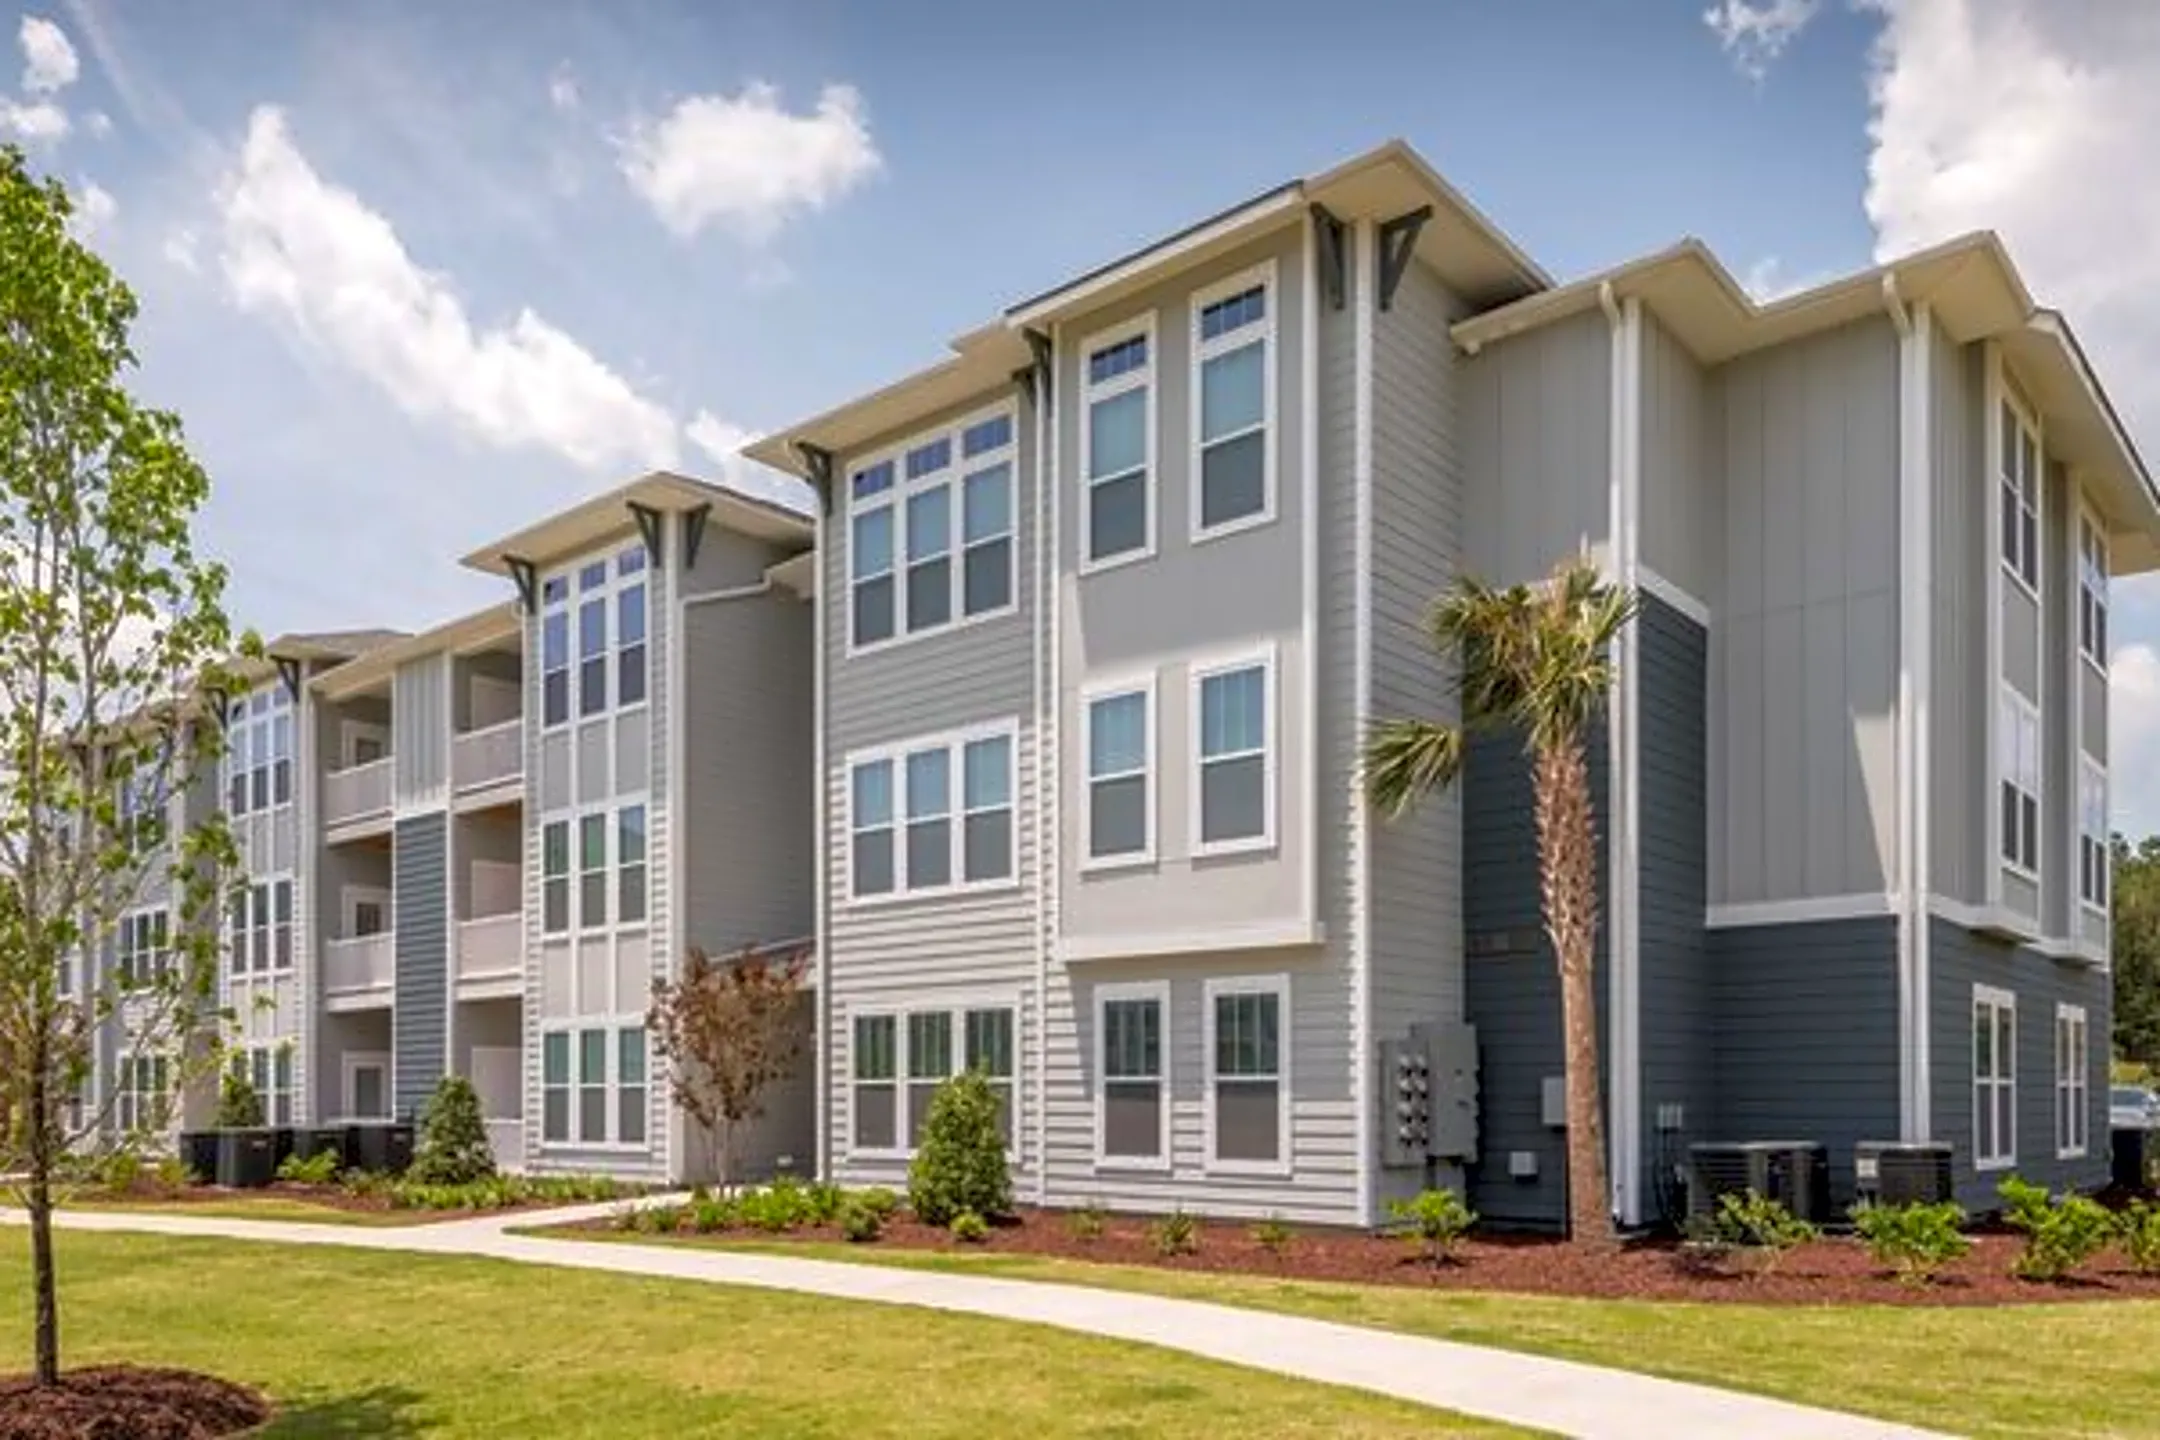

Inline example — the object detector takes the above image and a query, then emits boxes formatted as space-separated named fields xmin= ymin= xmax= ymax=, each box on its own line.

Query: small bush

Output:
xmin=152 ymin=1156 xmax=196 ymax=1191
xmin=1150 ymin=1209 xmax=1199 ymax=1258
xmin=1709 ymin=1190 xmax=1818 ymax=1277
xmin=609 ymin=1204 xmax=642 ymax=1232
xmin=1851 ymin=1200 xmax=1971 ymax=1285
xmin=691 ymin=1198 xmax=735 ymax=1233
xmin=853 ymin=1186 xmax=902 ymax=1223
xmin=215 ymin=1070 xmax=265 ymax=1129
xmin=737 ymin=1180 xmax=815 ymax=1232
xmin=410 ymin=1075 xmax=495 ymax=1186
xmin=1998 ymin=1176 xmax=2113 ymax=1282
xmin=1067 ymin=1203 xmax=1108 ymax=1242
xmin=1251 ymin=1216 xmax=1293 ymax=1255
xmin=2120 ymin=1201 xmax=2160 ymax=1274
xmin=841 ymin=1199 xmax=883 ymax=1243
xmin=950 ymin=1209 xmax=990 ymax=1244
xmin=95 ymin=1150 xmax=145 ymax=1194
xmin=806 ymin=1181 xmax=848 ymax=1226
xmin=277 ymin=1149 xmax=341 ymax=1186
xmin=1388 ymin=1188 xmax=1478 ymax=1265
xmin=908 ymin=1071 xmax=1013 ymax=1227
xmin=646 ymin=1203 xmax=684 ymax=1235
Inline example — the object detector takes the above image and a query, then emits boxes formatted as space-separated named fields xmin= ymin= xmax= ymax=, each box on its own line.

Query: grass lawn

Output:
xmin=0 ymin=1231 xmax=1534 ymax=1438
xmin=56 ymin=1195 xmax=416 ymax=1226
xmin=601 ymin=1234 xmax=2160 ymax=1440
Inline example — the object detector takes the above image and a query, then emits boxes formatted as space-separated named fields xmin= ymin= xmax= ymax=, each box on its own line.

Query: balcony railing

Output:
xmin=455 ymin=912 xmax=521 ymax=987
xmin=323 ymin=933 xmax=393 ymax=1000
xmin=322 ymin=757 xmax=392 ymax=830
xmin=452 ymin=719 xmax=522 ymax=796
xmin=485 ymin=1118 xmax=525 ymax=1173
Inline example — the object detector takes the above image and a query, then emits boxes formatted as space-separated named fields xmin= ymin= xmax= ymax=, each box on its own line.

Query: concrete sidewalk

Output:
xmin=5 ymin=1204 xmax=1956 ymax=1440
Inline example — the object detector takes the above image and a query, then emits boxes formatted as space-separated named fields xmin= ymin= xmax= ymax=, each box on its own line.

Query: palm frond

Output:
xmin=1361 ymin=718 xmax=1465 ymax=821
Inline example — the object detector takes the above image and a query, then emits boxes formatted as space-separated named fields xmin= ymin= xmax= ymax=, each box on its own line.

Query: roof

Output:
xmin=746 ymin=138 xmax=1549 ymax=476
xmin=310 ymin=602 xmax=520 ymax=700
xmin=460 ymin=471 xmax=812 ymax=578
xmin=1452 ymin=231 xmax=2160 ymax=572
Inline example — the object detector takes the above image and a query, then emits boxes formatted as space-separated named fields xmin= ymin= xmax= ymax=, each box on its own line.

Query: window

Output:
xmin=1999 ymin=398 xmax=2040 ymax=594
xmin=906 ymin=1011 xmax=953 ymax=1149
xmin=2057 ymin=1003 xmax=2089 ymax=1159
xmin=542 ymin=821 xmax=570 ymax=934
xmin=617 ymin=549 xmax=648 ymax=707
xmin=229 ymin=877 xmax=292 ymax=975
xmin=578 ymin=814 xmax=607 ymax=930
xmin=2080 ymin=760 xmax=2109 ymax=912
xmin=246 ymin=1045 xmax=294 ymax=1126
xmin=1083 ymin=323 xmax=1154 ymax=567
xmin=538 ymin=1023 xmax=649 ymax=1147
xmin=1085 ymin=684 xmax=1153 ymax=864
xmin=1973 ymin=987 xmax=2016 ymax=1170
xmin=541 ymin=543 xmax=648 ymax=729
xmin=115 ymin=1054 xmax=169 ymax=1134
xmin=116 ymin=909 xmax=169 ymax=988
xmin=848 ymin=410 xmax=1016 ymax=650
xmin=1195 ymin=655 xmax=1273 ymax=852
xmin=849 ymin=1002 xmax=1018 ymax=1156
xmin=617 ymin=804 xmax=648 ymax=925
xmin=1999 ymin=686 xmax=2040 ymax=875
xmin=119 ymin=774 xmax=166 ymax=855
xmin=578 ymin=585 xmax=607 ymax=718
xmin=1191 ymin=272 xmax=1273 ymax=536
xmin=1207 ymin=977 xmax=1288 ymax=1170
xmin=224 ymin=685 xmax=293 ymax=816
xmin=2080 ymin=515 xmax=2109 ymax=666
xmin=852 ymin=1014 xmax=897 ymax=1150
xmin=1098 ymin=984 xmax=1167 ymax=1166
xmin=542 ymin=1032 xmax=569 ymax=1141
xmin=846 ymin=725 xmax=1017 ymax=899
xmin=966 ymin=1007 xmax=1017 ymax=1148
xmin=618 ymin=1029 xmax=648 ymax=1146
xmin=577 ymin=1027 xmax=607 ymax=1142
xmin=541 ymin=607 xmax=570 ymax=727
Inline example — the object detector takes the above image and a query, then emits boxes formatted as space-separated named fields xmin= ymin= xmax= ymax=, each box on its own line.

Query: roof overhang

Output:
xmin=310 ymin=602 xmax=520 ymax=701
xmin=459 ymin=471 xmax=811 ymax=578
xmin=766 ymin=550 xmax=817 ymax=601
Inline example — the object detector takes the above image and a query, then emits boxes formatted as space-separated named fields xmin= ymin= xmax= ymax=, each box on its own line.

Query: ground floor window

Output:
xmin=850 ymin=1000 xmax=1018 ymax=1156
xmin=1097 ymin=982 xmax=1168 ymax=1167
xmin=1974 ymin=986 xmax=2016 ymax=1170
xmin=241 ymin=1044 xmax=294 ymax=1126
xmin=541 ymin=1025 xmax=647 ymax=1146
xmin=1205 ymin=975 xmax=1288 ymax=1170
xmin=115 ymin=1054 xmax=170 ymax=1134
xmin=2057 ymin=1003 xmax=2089 ymax=1159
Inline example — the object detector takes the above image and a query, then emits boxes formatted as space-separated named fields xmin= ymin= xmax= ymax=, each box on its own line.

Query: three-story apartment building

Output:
xmin=753 ymin=139 xmax=2160 ymax=1228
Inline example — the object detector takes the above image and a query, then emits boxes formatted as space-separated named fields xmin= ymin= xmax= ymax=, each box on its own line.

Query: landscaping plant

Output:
xmin=840 ymin=1198 xmax=883 ymax=1242
xmin=853 ymin=1186 xmax=902 ymax=1223
xmin=1068 ymin=1202 xmax=1108 ymax=1242
xmin=1251 ymin=1216 xmax=1293 ymax=1255
xmin=215 ymin=1068 xmax=266 ymax=1130
xmin=1364 ymin=557 xmax=1633 ymax=1245
xmin=409 ymin=1074 xmax=495 ymax=1186
xmin=1151 ymin=1209 xmax=1199 ymax=1258
xmin=1997 ymin=1176 xmax=2114 ymax=1282
xmin=1709 ymin=1190 xmax=1818 ymax=1277
xmin=737 ymin=1178 xmax=815 ymax=1232
xmin=1389 ymin=1187 xmax=1479 ymax=1266
xmin=276 ymin=1149 xmax=340 ymax=1186
xmin=907 ymin=1070 xmax=1013 ymax=1227
xmin=648 ymin=942 xmax=809 ymax=1189
xmin=2119 ymin=1200 xmax=2160 ymax=1274
xmin=950 ymin=1209 xmax=990 ymax=1244
xmin=1850 ymin=1200 xmax=1971 ymax=1285
xmin=690 ymin=1197 xmax=735 ymax=1233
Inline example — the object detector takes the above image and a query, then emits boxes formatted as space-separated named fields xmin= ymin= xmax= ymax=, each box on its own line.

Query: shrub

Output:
xmin=276 ymin=1149 xmax=341 ymax=1186
xmin=805 ymin=1181 xmax=848 ymax=1226
xmin=2120 ymin=1201 xmax=2160 ymax=1274
xmin=215 ymin=1069 xmax=265 ymax=1129
xmin=1998 ymin=1176 xmax=2113 ymax=1282
xmin=1150 ymin=1209 xmax=1199 ymax=1258
xmin=1251 ymin=1216 xmax=1293 ymax=1255
xmin=1709 ymin=1190 xmax=1818 ymax=1276
xmin=691 ymin=1198 xmax=735 ymax=1234
xmin=409 ymin=1075 xmax=495 ymax=1186
xmin=1067 ymin=1202 xmax=1108 ymax=1242
xmin=1388 ymin=1188 xmax=1478 ymax=1265
xmin=152 ymin=1156 xmax=196 ymax=1192
xmin=95 ymin=1150 xmax=145 ymax=1195
xmin=908 ymin=1071 xmax=1013 ymax=1227
xmin=646 ymin=1203 xmax=684 ymax=1235
xmin=1851 ymin=1200 xmax=1971 ymax=1285
xmin=841 ymin=1199 xmax=883 ymax=1243
xmin=737 ymin=1180 xmax=815 ymax=1232
xmin=950 ymin=1209 xmax=990 ymax=1244
xmin=609 ymin=1204 xmax=643 ymax=1232
xmin=853 ymin=1186 xmax=902 ymax=1223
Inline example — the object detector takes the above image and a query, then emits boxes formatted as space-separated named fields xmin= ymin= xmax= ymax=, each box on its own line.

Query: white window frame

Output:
xmin=539 ymin=542 xmax=649 ymax=732
xmin=842 ymin=719 xmax=1020 ymax=905
xmin=1998 ymin=684 xmax=2041 ymax=881
xmin=341 ymin=885 xmax=390 ymax=939
xmin=2079 ymin=756 xmax=2109 ymax=915
xmin=2056 ymin=1002 xmax=2089 ymax=1161
xmin=228 ymin=873 xmax=294 ymax=976
xmin=1078 ymin=313 xmax=1158 ymax=576
xmin=224 ymin=682 xmax=293 ymax=817
xmin=242 ymin=1042 xmax=296 ymax=1127
xmin=1189 ymin=643 xmax=1279 ymax=858
xmin=115 ymin=1050 xmax=171 ymax=1135
xmin=844 ymin=404 xmax=1019 ymax=658
xmin=1187 ymin=262 xmax=1278 ymax=544
xmin=845 ymin=996 xmax=1021 ymax=1161
xmin=1093 ymin=979 xmax=1171 ymax=1172
xmin=1999 ymin=391 xmax=2042 ymax=601
xmin=1973 ymin=985 xmax=2016 ymax=1172
xmin=2079 ymin=508 xmax=2109 ymax=672
xmin=1081 ymin=672 xmax=1156 ymax=872
xmin=1202 ymin=973 xmax=1292 ymax=1177
xmin=536 ymin=1021 xmax=650 ymax=1153
xmin=115 ymin=906 xmax=170 ymax=989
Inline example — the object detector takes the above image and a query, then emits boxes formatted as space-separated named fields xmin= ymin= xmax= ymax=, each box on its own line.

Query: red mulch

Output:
xmin=588 ymin=1206 xmax=2160 ymax=1307
xmin=0 ymin=1366 xmax=268 ymax=1440
xmin=93 ymin=1180 xmax=394 ymax=1215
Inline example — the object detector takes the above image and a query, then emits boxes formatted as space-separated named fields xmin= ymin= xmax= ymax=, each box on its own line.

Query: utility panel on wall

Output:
xmin=1378 ymin=1022 xmax=1480 ymax=1168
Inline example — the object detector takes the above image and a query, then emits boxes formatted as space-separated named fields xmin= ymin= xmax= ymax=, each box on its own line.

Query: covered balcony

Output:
xmin=451 ymin=637 xmax=523 ymax=809
xmin=455 ymin=810 xmax=522 ymax=1000
xmin=319 ymin=681 xmax=393 ymax=841
xmin=322 ymin=842 xmax=393 ymax=1011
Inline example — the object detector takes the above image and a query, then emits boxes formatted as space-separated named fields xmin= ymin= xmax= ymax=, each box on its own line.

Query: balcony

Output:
xmin=452 ymin=719 xmax=522 ymax=808
xmin=323 ymin=934 xmax=393 ymax=1011
xmin=455 ymin=912 xmax=521 ymax=998
xmin=322 ymin=757 xmax=392 ymax=837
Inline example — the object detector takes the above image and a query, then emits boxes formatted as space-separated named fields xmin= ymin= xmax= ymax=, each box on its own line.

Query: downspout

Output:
xmin=809 ymin=490 xmax=831 ymax=1183
xmin=1033 ymin=336 xmax=1054 ymax=1209
xmin=1885 ymin=274 xmax=1933 ymax=1142
xmin=1598 ymin=279 xmax=1643 ymax=1226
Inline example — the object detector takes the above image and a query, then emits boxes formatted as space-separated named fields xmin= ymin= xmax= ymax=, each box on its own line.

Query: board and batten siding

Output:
xmin=1931 ymin=334 xmax=1988 ymax=907
xmin=822 ymin=384 xmax=1042 ymax=1192
xmin=1639 ymin=312 xmax=1719 ymax=604
xmin=1710 ymin=315 xmax=1900 ymax=907
xmin=2043 ymin=462 xmax=2074 ymax=939
xmin=1459 ymin=308 xmax=1611 ymax=587
xmin=393 ymin=655 xmax=449 ymax=808
xmin=391 ymin=811 xmax=447 ymax=1116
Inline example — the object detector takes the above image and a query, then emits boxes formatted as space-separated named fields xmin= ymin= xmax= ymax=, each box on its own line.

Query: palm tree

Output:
xmin=1363 ymin=555 xmax=1634 ymax=1245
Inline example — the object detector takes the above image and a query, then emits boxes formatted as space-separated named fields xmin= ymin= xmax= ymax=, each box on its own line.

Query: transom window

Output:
xmin=2056 ymin=1003 xmax=2089 ymax=1160
xmin=2080 ymin=515 xmax=2109 ymax=666
xmin=540 ymin=1025 xmax=647 ymax=1145
xmin=847 ymin=725 xmax=1016 ymax=900
xmin=2080 ymin=759 xmax=2109 ymax=911
xmin=540 ymin=805 xmax=645 ymax=935
xmin=849 ymin=1002 xmax=1018 ymax=1154
xmin=1999 ymin=398 xmax=2040 ymax=594
xmin=1097 ymin=984 xmax=1167 ymax=1166
xmin=1195 ymin=654 xmax=1273 ymax=853
xmin=225 ymin=685 xmax=293 ymax=816
xmin=1191 ymin=271 xmax=1274 ymax=537
xmin=1998 ymin=686 xmax=2040 ymax=876
xmin=1083 ymin=321 xmax=1154 ymax=568
xmin=1085 ymin=684 xmax=1153 ymax=863
xmin=228 ymin=877 xmax=293 ymax=976
xmin=1973 ymin=986 xmax=2016 ymax=1170
xmin=1207 ymin=976 xmax=1288 ymax=1170
xmin=541 ymin=544 xmax=646 ymax=728
xmin=848 ymin=410 xmax=1016 ymax=649
xmin=116 ymin=908 xmax=170 ymax=988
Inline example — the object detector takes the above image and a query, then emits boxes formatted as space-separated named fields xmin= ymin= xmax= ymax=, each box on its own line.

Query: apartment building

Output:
xmin=751 ymin=139 xmax=2160 ymax=1228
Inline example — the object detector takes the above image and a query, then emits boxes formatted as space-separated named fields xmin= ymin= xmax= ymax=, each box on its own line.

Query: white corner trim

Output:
xmin=1634 ymin=566 xmax=1709 ymax=628
xmin=1705 ymin=893 xmax=1900 ymax=929
xmin=1038 ymin=324 xmax=1060 ymax=1207
xmin=1601 ymin=286 xmax=1644 ymax=1226
xmin=1057 ymin=918 xmax=1326 ymax=964
xmin=1894 ymin=301 xmax=1936 ymax=1143
xmin=1350 ymin=214 xmax=1377 ymax=1228
xmin=810 ymin=498 xmax=832 ymax=1182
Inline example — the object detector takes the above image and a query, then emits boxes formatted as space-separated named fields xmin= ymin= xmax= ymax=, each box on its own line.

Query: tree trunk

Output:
xmin=714 ymin=1116 xmax=734 ymax=1194
xmin=1533 ymin=735 xmax=1614 ymax=1246
xmin=28 ymin=1049 xmax=59 ymax=1385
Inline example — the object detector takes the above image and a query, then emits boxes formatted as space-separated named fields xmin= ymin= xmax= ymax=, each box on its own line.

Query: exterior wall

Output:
xmin=2042 ymin=462 xmax=2074 ymax=939
xmin=1460 ymin=309 xmax=1611 ymax=586
xmin=392 ymin=812 xmax=447 ymax=1116
xmin=1709 ymin=316 xmax=1900 ymax=906
xmin=394 ymin=655 xmax=449 ymax=807
xmin=1639 ymin=312 xmax=1718 ymax=603
xmin=229 ymin=677 xmax=306 ymax=1122
xmin=1931 ymin=335 xmax=1988 ymax=907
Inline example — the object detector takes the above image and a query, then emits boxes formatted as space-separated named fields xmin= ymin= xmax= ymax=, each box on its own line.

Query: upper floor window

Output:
xmin=1083 ymin=322 xmax=1154 ymax=569
xmin=2080 ymin=759 xmax=2108 ymax=912
xmin=1191 ymin=272 xmax=1273 ymax=538
xmin=1194 ymin=652 xmax=1274 ymax=854
xmin=225 ymin=685 xmax=292 ymax=816
xmin=848 ymin=411 xmax=1016 ymax=651
xmin=1999 ymin=398 xmax=2040 ymax=596
xmin=542 ymin=802 xmax=643 ymax=937
xmin=2080 ymin=515 xmax=2109 ymax=667
xmin=1998 ymin=685 xmax=2040 ymax=877
xmin=228 ymin=876 xmax=292 ymax=976
xmin=846 ymin=724 xmax=1017 ymax=901
xmin=1085 ymin=683 xmax=1153 ymax=865
xmin=541 ymin=545 xmax=646 ymax=728
xmin=116 ymin=908 xmax=170 ymax=988
xmin=119 ymin=773 xmax=167 ymax=855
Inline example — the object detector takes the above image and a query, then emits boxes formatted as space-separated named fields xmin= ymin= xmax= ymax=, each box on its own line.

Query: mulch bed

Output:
xmin=580 ymin=1205 xmax=2160 ymax=1307
xmin=0 ymin=1366 xmax=269 ymax=1440
xmin=85 ymin=1180 xmax=584 ymax=1219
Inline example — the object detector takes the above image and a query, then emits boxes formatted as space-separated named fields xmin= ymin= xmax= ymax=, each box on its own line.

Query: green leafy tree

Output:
xmin=1363 ymin=556 xmax=1632 ymax=1245
xmin=907 ymin=1070 xmax=1013 ymax=1226
xmin=214 ymin=1067 xmax=265 ymax=1129
xmin=2112 ymin=835 xmax=2160 ymax=1071
xmin=410 ymin=1074 xmax=495 ymax=1185
xmin=0 ymin=149 xmax=248 ymax=1386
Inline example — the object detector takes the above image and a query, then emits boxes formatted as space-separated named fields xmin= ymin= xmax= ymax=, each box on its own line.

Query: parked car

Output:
xmin=2110 ymin=1086 xmax=2160 ymax=1130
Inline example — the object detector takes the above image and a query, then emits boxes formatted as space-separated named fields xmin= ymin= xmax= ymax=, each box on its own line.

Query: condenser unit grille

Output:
xmin=1687 ymin=1141 xmax=1829 ymax=1222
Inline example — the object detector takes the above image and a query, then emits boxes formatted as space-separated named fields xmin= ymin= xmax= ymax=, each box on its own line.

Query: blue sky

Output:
xmin=6 ymin=0 xmax=2160 ymax=832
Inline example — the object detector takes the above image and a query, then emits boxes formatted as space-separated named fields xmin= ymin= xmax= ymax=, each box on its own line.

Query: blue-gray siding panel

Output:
xmin=1707 ymin=917 xmax=1899 ymax=1205
xmin=1636 ymin=595 xmax=1710 ymax=1227
xmin=1928 ymin=919 xmax=2109 ymax=1210
xmin=392 ymin=813 xmax=447 ymax=1117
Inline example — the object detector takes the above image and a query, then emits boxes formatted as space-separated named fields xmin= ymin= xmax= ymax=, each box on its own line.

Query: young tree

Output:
xmin=2113 ymin=835 xmax=2160 ymax=1072
xmin=649 ymin=944 xmax=809 ymax=1188
xmin=0 ymin=147 xmax=247 ymax=1384
xmin=1363 ymin=555 xmax=1633 ymax=1245
xmin=410 ymin=1073 xmax=495 ymax=1185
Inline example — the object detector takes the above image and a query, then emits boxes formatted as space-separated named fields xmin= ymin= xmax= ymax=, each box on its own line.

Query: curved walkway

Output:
xmin=9 ymin=1203 xmax=1952 ymax=1440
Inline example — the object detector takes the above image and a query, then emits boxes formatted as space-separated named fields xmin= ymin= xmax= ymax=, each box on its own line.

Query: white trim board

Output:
xmin=1634 ymin=566 xmax=1709 ymax=628
xmin=1058 ymin=919 xmax=1326 ymax=964
xmin=1349 ymin=215 xmax=1377 ymax=1228
xmin=1705 ymin=893 xmax=1898 ymax=929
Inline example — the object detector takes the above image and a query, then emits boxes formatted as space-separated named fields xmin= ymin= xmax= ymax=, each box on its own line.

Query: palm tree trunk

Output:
xmin=1533 ymin=734 xmax=1613 ymax=1246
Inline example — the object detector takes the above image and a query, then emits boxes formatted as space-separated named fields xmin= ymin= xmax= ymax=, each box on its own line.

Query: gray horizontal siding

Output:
xmin=392 ymin=811 xmax=447 ymax=1118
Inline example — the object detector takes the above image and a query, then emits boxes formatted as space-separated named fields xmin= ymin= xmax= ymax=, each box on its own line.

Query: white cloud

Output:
xmin=1704 ymin=0 xmax=1822 ymax=80
xmin=548 ymin=62 xmax=579 ymax=113
xmin=0 ymin=96 xmax=67 ymax=142
xmin=160 ymin=225 xmax=199 ymax=273
xmin=68 ymin=177 xmax=114 ymax=238
xmin=1740 ymin=255 xmax=1837 ymax=303
xmin=686 ymin=410 xmax=814 ymax=514
xmin=2112 ymin=643 xmax=2160 ymax=838
xmin=216 ymin=105 xmax=680 ymax=474
xmin=618 ymin=82 xmax=881 ymax=243
xmin=83 ymin=107 xmax=108 ymax=137
xmin=19 ymin=15 xmax=77 ymax=94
